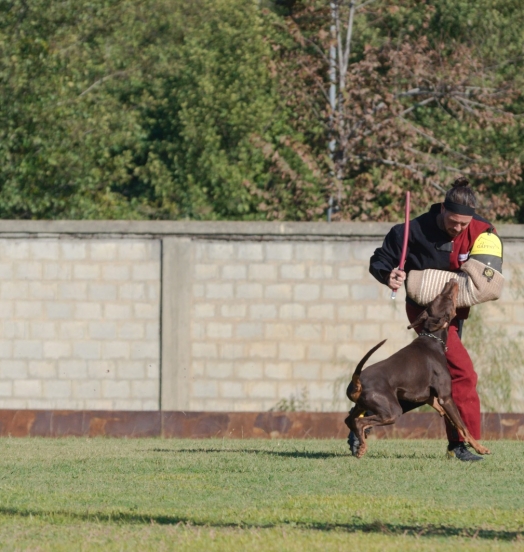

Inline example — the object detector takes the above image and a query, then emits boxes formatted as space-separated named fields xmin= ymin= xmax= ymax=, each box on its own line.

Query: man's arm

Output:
xmin=406 ymin=229 xmax=504 ymax=307
xmin=369 ymin=224 xmax=405 ymax=287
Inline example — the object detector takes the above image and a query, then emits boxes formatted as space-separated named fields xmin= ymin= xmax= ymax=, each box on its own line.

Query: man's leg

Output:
xmin=405 ymin=304 xmax=483 ymax=461
xmin=444 ymin=322 xmax=481 ymax=440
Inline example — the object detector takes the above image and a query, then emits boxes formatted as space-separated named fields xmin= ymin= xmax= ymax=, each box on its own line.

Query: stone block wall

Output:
xmin=0 ymin=220 xmax=523 ymax=412
xmin=0 ymin=237 xmax=160 ymax=410
xmin=186 ymin=238 xmax=524 ymax=412
xmin=188 ymin=240 xmax=410 ymax=412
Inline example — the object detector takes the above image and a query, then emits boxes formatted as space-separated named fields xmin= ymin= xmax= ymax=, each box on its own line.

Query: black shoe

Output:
xmin=348 ymin=431 xmax=360 ymax=456
xmin=446 ymin=442 xmax=484 ymax=462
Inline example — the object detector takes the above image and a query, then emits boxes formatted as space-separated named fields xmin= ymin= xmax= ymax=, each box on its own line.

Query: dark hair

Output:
xmin=444 ymin=177 xmax=477 ymax=209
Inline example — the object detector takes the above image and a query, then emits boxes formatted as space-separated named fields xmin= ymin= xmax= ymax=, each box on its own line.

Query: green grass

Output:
xmin=0 ymin=438 xmax=523 ymax=551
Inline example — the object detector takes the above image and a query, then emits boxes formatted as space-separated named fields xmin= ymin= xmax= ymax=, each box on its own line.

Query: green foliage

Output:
xmin=0 ymin=0 xmax=319 ymax=220
xmin=0 ymin=0 xmax=144 ymax=218
xmin=1 ymin=0 xmax=523 ymax=221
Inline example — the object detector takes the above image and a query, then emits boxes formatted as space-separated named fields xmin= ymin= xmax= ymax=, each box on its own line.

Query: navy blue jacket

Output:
xmin=369 ymin=203 xmax=495 ymax=314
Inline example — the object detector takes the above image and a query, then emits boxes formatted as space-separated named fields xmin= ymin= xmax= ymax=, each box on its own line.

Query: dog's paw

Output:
xmin=356 ymin=444 xmax=367 ymax=459
xmin=472 ymin=444 xmax=491 ymax=455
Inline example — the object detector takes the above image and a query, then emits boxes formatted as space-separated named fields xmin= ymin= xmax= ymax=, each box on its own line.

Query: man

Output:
xmin=349 ymin=177 xmax=503 ymax=461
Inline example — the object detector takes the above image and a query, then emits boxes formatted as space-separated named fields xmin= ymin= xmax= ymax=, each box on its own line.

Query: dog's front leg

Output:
xmin=351 ymin=415 xmax=369 ymax=458
xmin=439 ymin=397 xmax=491 ymax=455
xmin=427 ymin=396 xmax=446 ymax=417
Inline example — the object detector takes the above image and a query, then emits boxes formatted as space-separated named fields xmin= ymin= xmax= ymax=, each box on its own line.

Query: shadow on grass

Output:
xmin=149 ymin=448 xmax=352 ymax=459
xmin=0 ymin=506 xmax=521 ymax=541
xmin=149 ymin=448 xmax=443 ymax=460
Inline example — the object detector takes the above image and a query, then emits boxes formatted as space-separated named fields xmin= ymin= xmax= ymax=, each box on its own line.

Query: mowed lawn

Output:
xmin=0 ymin=438 xmax=523 ymax=551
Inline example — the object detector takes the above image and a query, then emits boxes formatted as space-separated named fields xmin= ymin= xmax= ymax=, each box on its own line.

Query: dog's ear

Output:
xmin=407 ymin=310 xmax=428 ymax=329
xmin=426 ymin=317 xmax=449 ymax=332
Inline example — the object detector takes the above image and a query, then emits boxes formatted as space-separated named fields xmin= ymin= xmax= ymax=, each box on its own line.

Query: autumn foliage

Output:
xmin=261 ymin=0 xmax=523 ymax=222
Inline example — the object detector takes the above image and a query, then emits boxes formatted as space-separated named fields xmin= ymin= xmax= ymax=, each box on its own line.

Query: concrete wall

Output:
xmin=0 ymin=236 xmax=160 ymax=410
xmin=0 ymin=220 xmax=523 ymax=412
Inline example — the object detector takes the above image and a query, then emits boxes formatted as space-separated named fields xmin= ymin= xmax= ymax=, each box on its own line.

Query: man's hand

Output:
xmin=388 ymin=268 xmax=406 ymax=291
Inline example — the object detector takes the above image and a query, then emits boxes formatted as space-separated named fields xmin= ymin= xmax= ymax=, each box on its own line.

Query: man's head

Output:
xmin=440 ymin=177 xmax=476 ymax=239
xmin=439 ymin=207 xmax=473 ymax=238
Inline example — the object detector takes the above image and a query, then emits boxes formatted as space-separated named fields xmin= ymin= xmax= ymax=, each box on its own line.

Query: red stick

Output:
xmin=391 ymin=191 xmax=410 ymax=299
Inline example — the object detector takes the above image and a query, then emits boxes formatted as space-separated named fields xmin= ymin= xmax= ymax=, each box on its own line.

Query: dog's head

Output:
xmin=407 ymin=279 xmax=459 ymax=333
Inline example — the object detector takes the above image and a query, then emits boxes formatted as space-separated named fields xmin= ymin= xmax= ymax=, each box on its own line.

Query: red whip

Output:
xmin=391 ymin=191 xmax=410 ymax=300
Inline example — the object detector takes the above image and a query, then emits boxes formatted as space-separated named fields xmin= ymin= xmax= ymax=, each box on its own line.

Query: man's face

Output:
xmin=440 ymin=206 xmax=472 ymax=238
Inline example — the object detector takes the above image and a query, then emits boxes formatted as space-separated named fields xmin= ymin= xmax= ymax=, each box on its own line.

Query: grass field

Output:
xmin=0 ymin=438 xmax=523 ymax=551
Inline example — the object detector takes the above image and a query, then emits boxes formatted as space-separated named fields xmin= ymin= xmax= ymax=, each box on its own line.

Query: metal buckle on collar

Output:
xmin=419 ymin=332 xmax=448 ymax=352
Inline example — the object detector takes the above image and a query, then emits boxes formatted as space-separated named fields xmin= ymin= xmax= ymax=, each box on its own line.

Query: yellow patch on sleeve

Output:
xmin=470 ymin=233 xmax=502 ymax=258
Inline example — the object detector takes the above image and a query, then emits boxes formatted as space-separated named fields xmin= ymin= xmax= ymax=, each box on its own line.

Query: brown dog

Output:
xmin=345 ymin=279 xmax=491 ymax=458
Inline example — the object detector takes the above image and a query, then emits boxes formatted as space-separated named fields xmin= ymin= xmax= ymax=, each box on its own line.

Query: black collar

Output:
xmin=419 ymin=332 xmax=448 ymax=352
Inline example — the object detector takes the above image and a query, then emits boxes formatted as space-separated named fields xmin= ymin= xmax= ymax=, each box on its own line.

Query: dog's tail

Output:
xmin=347 ymin=339 xmax=387 ymax=402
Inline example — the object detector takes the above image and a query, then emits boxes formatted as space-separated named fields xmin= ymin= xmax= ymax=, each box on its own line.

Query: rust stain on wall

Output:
xmin=0 ymin=410 xmax=523 ymax=440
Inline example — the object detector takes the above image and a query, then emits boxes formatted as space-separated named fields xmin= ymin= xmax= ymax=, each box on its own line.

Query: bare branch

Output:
xmin=356 ymin=151 xmax=514 ymax=180
xmin=428 ymin=180 xmax=447 ymax=194
xmin=456 ymin=96 xmax=513 ymax=115
xmin=451 ymin=96 xmax=477 ymax=115
xmin=402 ymin=147 xmax=465 ymax=174
xmin=399 ymin=117 xmax=478 ymax=163
xmin=396 ymin=96 xmax=436 ymax=118
xmin=349 ymin=97 xmax=436 ymax=141
xmin=300 ymin=34 xmax=331 ymax=66
xmin=78 ymin=71 xmax=128 ymax=98
xmin=355 ymin=0 xmax=379 ymax=10
xmin=342 ymin=2 xmax=356 ymax=84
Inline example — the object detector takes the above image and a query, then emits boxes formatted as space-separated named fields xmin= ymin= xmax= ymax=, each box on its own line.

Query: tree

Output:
xmin=1 ymin=0 xmax=523 ymax=222
xmin=268 ymin=0 xmax=524 ymax=221
xmin=0 ymin=0 xmax=320 ymax=220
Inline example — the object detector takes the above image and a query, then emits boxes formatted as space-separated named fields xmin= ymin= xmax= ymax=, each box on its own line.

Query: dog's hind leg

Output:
xmin=344 ymin=404 xmax=365 ymax=431
xmin=353 ymin=402 xmax=403 ymax=458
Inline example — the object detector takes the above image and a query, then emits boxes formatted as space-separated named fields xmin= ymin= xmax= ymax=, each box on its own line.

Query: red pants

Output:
xmin=405 ymin=304 xmax=481 ymax=441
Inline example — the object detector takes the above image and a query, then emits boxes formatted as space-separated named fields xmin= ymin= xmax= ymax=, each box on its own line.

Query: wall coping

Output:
xmin=0 ymin=220 xmax=523 ymax=240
